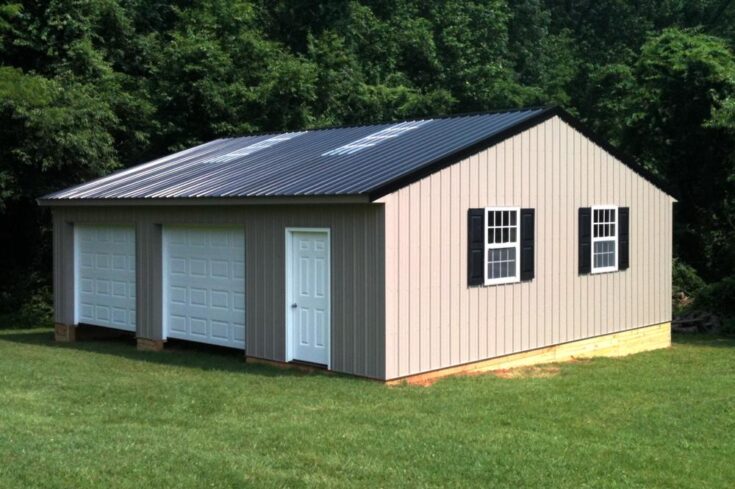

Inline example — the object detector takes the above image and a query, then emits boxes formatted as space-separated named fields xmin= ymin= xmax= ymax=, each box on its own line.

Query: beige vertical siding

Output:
xmin=378 ymin=116 xmax=674 ymax=380
xmin=51 ymin=204 xmax=385 ymax=379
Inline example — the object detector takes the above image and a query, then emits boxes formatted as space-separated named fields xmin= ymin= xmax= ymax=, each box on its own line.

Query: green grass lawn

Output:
xmin=0 ymin=329 xmax=733 ymax=488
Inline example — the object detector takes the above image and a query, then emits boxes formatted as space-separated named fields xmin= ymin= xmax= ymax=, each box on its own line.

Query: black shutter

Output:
xmin=468 ymin=208 xmax=484 ymax=286
xmin=579 ymin=207 xmax=591 ymax=274
xmin=520 ymin=208 xmax=535 ymax=281
xmin=618 ymin=207 xmax=630 ymax=270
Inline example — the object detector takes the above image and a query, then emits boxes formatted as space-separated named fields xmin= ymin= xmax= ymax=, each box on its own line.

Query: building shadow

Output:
xmin=0 ymin=328 xmax=339 ymax=380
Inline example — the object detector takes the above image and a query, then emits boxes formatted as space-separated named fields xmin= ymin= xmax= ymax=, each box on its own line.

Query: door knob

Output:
xmin=291 ymin=303 xmax=297 ymax=308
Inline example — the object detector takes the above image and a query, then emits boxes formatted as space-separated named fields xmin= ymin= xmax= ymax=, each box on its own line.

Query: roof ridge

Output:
xmin=224 ymin=106 xmax=554 ymax=140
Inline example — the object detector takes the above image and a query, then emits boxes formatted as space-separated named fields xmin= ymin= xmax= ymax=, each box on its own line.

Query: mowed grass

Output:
xmin=0 ymin=329 xmax=733 ymax=488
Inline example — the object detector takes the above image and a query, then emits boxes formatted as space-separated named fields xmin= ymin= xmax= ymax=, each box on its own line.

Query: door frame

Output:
xmin=285 ymin=227 xmax=331 ymax=369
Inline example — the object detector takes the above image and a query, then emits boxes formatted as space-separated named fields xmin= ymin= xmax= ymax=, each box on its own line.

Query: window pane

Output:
xmin=502 ymin=228 xmax=509 ymax=243
xmin=593 ymin=240 xmax=617 ymax=270
xmin=510 ymin=211 xmax=516 ymax=225
xmin=487 ymin=246 xmax=516 ymax=279
xmin=510 ymin=228 xmax=516 ymax=243
xmin=488 ymin=211 xmax=494 ymax=226
xmin=609 ymin=244 xmax=616 ymax=266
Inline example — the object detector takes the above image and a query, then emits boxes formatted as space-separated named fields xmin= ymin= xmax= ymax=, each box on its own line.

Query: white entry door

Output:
xmin=287 ymin=229 xmax=330 ymax=366
xmin=163 ymin=227 xmax=245 ymax=349
xmin=75 ymin=225 xmax=136 ymax=331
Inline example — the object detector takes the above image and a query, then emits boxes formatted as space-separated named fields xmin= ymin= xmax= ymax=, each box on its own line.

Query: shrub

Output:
xmin=0 ymin=287 xmax=53 ymax=329
xmin=696 ymin=276 xmax=735 ymax=335
xmin=697 ymin=276 xmax=735 ymax=317
xmin=672 ymin=258 xmax=706 ymax=315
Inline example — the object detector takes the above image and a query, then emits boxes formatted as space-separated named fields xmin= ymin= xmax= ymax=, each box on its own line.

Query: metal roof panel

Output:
xmin=39 ymin=107 xmax=673 ymax=202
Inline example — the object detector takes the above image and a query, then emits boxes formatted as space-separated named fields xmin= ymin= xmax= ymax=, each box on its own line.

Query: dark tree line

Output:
xmin=1 ymin=1 xmax=734 ymax=325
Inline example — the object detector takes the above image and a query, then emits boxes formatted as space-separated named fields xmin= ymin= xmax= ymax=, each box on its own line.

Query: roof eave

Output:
xmin=36 ymin=195 xmax=371 ymax=207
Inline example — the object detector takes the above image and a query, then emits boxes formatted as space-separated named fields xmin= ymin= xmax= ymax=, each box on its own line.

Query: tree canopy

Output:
xmin=1 ymin=0 xmax=735 ymax=322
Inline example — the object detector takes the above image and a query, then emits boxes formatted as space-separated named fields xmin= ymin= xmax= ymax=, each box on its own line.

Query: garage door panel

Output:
xmin=189 ymin=287 xmax=207 ymax=306
xmin=233 ymin=293 xmax=245 ymax=311
xmin=76 ymin=225 xmax=136 ymax=332
xmin=210 ymin=260 xmax=229 ymax=279
xmin=169 ymin=314 xmax=187 ymax=334
xmin=211 ymin=290 xmax=229 ymax=309
xmin=95 ymin=305 xmax=110 ymax=322
xmin=164 ymin=227 xmax=245 ymax=349
xmin=233 ymin=324 xmax=245 ymax=343
xmin=111 ymin=307 xmax=129 ymax=326
xmin=189 ymin=259 xmax=207 ymax=277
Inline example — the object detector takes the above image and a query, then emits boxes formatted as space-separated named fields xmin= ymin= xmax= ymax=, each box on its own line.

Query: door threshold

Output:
xmin=290 ymin=359 xmax=328 ymax=369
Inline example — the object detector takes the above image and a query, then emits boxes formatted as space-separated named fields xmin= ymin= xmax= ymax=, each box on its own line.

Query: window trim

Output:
xmin=483 ymin=206 xmax=521 ymax=286
xmin=591 ymin=205 xmax=618 ymax=274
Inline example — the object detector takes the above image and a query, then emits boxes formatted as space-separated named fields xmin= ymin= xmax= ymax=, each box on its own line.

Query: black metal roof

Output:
xmin=40 ymin=107 xmax=672 ymax=203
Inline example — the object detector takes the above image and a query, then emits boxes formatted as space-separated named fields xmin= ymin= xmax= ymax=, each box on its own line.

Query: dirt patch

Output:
xmin=389 ymin=358 xmax=595 ymax=386
xmin=488 ymin=364 xmax=562 ymax=379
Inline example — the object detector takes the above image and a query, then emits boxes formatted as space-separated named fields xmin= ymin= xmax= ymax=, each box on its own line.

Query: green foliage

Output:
xmin=2 ymin=0 xmax=735 ymax=319
xmin=589 ymin=29 xmax=735 ymax=281
xmin=672 ymin=258 xmax=706 ymax=315
xmin=697 ymin=275 xmax=735 ymax=320
xmin=0 ymin=287 xmax=53 ymax=329
xmin=0 ymin=67 xmax=119 ymax=207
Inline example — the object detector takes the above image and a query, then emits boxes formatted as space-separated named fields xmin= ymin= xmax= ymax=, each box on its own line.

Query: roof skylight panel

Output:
xmin=208 ymin=132 xmax=307 ymax=163
xmin=322 ymin=120 xmax=432 ymax=156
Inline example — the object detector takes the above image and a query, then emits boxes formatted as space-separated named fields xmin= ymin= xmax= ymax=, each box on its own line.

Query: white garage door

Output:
xmin=75 ymin=225 xmax=136 ymax=331
xmin=163 ymin=227 xmax=245 ymax=349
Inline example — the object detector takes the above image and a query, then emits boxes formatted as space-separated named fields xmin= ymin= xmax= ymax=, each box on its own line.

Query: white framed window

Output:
xmin=484 ymin=207 xmax=520 ymax=285
xmin=591 ymin=205 xmax=618 ymax=273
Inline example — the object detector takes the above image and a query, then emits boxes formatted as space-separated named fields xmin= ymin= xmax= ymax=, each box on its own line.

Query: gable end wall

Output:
xmin=378 ymin=116 xmax=673 ymax=380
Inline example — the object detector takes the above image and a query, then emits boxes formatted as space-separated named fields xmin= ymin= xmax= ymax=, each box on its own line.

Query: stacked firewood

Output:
xmin=672 ymin=312 xmax=722 ymax=334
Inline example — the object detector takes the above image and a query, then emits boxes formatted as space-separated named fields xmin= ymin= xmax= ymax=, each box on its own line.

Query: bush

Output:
xmin=0 ymin=287 xmax=53 ymax=329
xmin=696 ymin=276 xmax=735 ymax=335
xmin=697 ymin=276 xmax=735 ymax=317
xmin=672 ymin=258 xmax=706 ymax=315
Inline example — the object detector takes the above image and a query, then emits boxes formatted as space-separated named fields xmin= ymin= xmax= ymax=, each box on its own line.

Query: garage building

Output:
xmin=40 ymin=107 xmax=674 ymax=383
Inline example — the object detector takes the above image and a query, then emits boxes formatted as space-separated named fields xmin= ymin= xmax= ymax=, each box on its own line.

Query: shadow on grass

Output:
xmin=671 ymin=332 xmax=735 ymax=348
xmin=0 ymin=328 xmax=333 ymax=380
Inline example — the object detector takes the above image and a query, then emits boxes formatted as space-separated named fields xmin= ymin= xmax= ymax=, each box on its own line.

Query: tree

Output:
xmin=594 ymin=29 xmax=735 ymax=279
